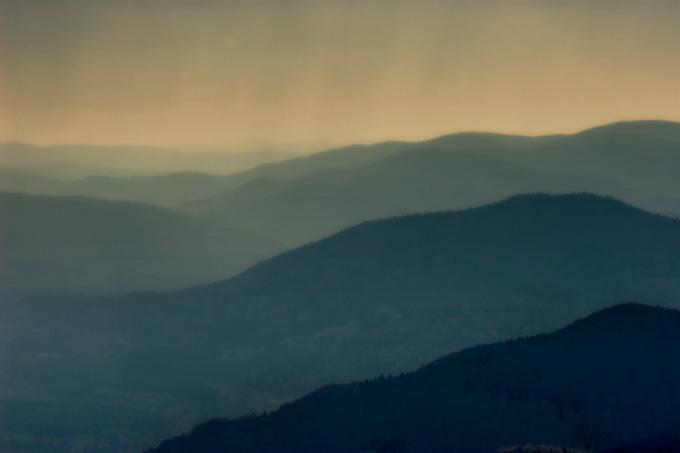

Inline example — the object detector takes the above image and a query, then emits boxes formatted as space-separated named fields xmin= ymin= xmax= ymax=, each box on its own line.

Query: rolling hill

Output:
xmin=5 ymin=121 xmax=678 ymax=232
xmin=182 ymin=149 xmax=550 ymax=245
xmin=0 ymin=140 xmax=416 ymax=206
xmin=143 ymin=303 xmax=680 ymax=453
xmin=182 ymin=120 xmax=680 ymax=245
xmin=0 ymin=192 xmax=284 ymax=293
xmin=3 ymin=194 xmax=680 ymax=452
xmin=0 ymin=142 xmax=302 ymax=177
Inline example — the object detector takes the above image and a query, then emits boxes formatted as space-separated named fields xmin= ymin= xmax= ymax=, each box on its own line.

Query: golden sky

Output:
xmin=1 ymin=0 xmax=679 ymax=148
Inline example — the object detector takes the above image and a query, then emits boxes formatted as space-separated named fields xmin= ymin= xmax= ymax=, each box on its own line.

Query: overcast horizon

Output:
xmin=1 ymin=0 xmax=679 ymax=149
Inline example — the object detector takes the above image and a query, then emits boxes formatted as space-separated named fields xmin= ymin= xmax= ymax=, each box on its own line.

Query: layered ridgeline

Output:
xmin=0 ymin=140 xmax=413 ymax=206
xmin=5 ymin=122 xmax=677 ymax=293
xmin=0 ymin=142 xmax=303 ymax=179
xmin=3 ymin=194 xmax=680 ymax=452
xmin=181 ymin=120 xmax=680 ymax=245
xmin=0 ymin=138 xmax=416 ymax=205
xmin=0 ymin=172 xmax=244 ymax=208
xmin=0 ymin=192 xmax=283 ymax=293
xmin=2 ymin=121 xmax=678 ymax=244
xmin=144 ymin=304 xmax=680 ymax=453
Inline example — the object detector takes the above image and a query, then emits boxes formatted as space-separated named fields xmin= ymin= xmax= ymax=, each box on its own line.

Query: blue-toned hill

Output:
xmin=4 ymin=194 xmax=680 ymax=452
xmin=0 ymin=192 xmax=283 ymax=292
xmin=144 ymin=304 xmax=680 ymax=453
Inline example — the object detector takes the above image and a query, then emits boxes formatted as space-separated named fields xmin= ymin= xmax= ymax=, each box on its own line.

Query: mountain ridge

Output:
xmin=180 ymin=120 xmax=680 ymax=245
xmin=3 ymin=120 xmax=678 ymax=219
xmin=3 ymin=196 xmax=680 ymax=451
xmin=0 ymin=191 xmax=284 ymax=293
xmin=143 ymin=303 xmax=680 ymax=453
xmin=183 ymin=192 xmax=680 ymax=293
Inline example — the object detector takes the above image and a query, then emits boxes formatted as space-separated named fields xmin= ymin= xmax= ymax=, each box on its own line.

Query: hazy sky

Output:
xmin=1 ymin=0 xmax=679 ymax=148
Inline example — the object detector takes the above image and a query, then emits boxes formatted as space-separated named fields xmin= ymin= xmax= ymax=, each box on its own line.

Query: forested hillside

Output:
xmin=3 ymin=194 xmax=680 ymax=451
xmin=144 ymin=304 xmax=680 ymax=453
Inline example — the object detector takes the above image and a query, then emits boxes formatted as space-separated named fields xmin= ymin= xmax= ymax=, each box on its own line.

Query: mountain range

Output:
xmin=3 ymin=194 xmax=680 ymax=452
xmin=2 ymin=120 xmax=679 ymax=451
xmin=0 ymin=192 xmax=283 ymax=293
xmin=142 ymin=303 xmax=680 ymax=452
xmin=0 ymin=121 xmax=680 ymax=242
xmin=181 ymin=120 xmax=680 ymax=245
xmin=2 ymin=121 xmax=679 ymax=247
xmin=3 ymin=120 xmax=678 ymax=295
xmin=0 ymin=142 xmax=304 ymax=178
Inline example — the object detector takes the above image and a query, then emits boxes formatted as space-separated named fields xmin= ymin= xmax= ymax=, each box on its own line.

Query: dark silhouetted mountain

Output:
xmin=0 ymin=192 xmax=283 ymax=293
xmin=182 ymin=120 xmax=680 ymax=245
xmin=496 ymin=445 xmax=586 ymax=453
xmin=143 ymin=304 xmax=680 ymax=453
xmin=3 ymin=194 xmax=680 ymax=452
xmin=600 ymin=431 xmax=680 ymax=452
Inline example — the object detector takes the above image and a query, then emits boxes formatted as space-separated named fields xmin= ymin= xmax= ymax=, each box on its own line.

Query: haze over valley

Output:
xmin=2 ymin=188 xmax=680 ymax=451
xmin=1 ymin=0 xmax=679 ymax=451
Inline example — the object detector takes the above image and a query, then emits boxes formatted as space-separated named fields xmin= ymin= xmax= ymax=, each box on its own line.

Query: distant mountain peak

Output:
xmin=574 ymin=119 xmax=680 ymax=140
xmin=320 ymin=191 xmax=662 ymax=242
xmin=561 ymin=302 xmax=680 ymax=334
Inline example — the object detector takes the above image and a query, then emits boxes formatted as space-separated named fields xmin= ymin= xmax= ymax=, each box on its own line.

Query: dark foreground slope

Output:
xmin=0 ymin=192 xmax=283 ymax=292
xmin=3 ymin=194 xmax=680 ymax=452
xmin=150 ymin=304 xmax=680 ymax=453
xmin=600 ymin=432 xmax=680 ymax=452
xmin=145 ymin=304 xmax=680 ymax=453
